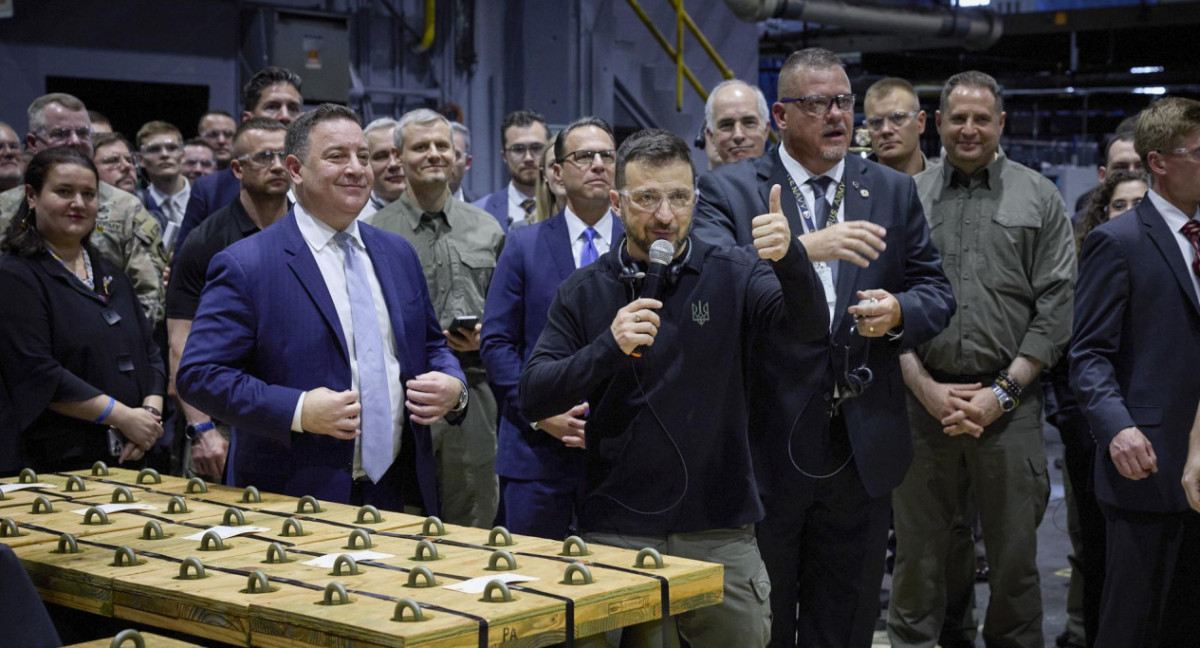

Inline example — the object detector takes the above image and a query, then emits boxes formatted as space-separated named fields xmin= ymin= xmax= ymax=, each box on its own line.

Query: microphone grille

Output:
xmin=648 ymin=239 xmax=675 ymax=266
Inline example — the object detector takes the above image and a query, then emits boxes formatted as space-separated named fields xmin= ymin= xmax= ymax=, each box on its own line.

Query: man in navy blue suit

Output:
xmin=178 ymin=104 xmax=467 ymax=513
xmin=175 ymin=67 xmax=304 ymax=254
xmin=472 ymin=110 xmax=549 ymax=232
xmin=693 ymin=48 xmax=955 ymax=648
xmin=481 ymin=116 xmax=622 ymax=540
xmin=1071 ymin=96 xmax=1200 ymax=648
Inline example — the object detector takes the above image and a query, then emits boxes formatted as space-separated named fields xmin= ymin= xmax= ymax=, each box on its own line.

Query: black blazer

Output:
xmin=1070 ymin=197 xmax=1200 ymax=513
xmin=694 ymin=149 xmax=955 ymax=499
xmin=0 ymin=247 xmax=165 ymax=472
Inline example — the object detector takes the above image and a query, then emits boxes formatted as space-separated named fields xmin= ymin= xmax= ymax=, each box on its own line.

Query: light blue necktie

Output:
xmin=580 ymin=227 xmax=599 ymax=267
xmin=334 ymin=231 xmax=392 ymax=482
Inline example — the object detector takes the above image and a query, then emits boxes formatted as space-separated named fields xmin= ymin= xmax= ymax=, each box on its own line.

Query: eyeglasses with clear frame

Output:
xmin=236 ymin=150 xmax=287 ymax=168
xmin=504 ymin=143 xmax=546 ymax=158
xmin=864 ymin=110 xmax=920 ymax=132
xmin=617 ymin=188 xmax=698 ymax=213
xmin=1162 ymin=146 xmax=1200 ymax=162
xmin=38 ymin=127 xmax=93 ymax=144
xmin=779 ymin=94 xmax=857 ymax=117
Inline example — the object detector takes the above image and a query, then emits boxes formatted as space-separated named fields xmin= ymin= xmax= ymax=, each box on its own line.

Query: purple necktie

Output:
xmin=580 ymin=227 xmax=599 ymax=267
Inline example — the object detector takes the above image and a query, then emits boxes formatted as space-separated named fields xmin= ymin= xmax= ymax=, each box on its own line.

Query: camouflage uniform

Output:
xmin=0 ymin=181 xmax=167 ymax=324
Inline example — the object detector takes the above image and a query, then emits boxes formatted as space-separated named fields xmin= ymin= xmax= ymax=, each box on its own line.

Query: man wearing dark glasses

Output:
xmin=694 ymin=47 xmax=954 ymax=648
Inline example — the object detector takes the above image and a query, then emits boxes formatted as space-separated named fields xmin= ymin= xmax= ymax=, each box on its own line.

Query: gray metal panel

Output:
xmin=272 ymin=11 xmax=351 ymax=104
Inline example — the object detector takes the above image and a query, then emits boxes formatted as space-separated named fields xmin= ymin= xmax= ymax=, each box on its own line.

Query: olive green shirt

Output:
xmin=0 ymin=181 xmax=168 ymax=324
xmin=367 ymin=189 xmax=504 ymax=379
xmin=912 ymin=151 xmax=1076 ymax=376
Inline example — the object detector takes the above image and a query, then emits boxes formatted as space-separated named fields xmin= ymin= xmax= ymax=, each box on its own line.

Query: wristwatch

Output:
xmin=991 ymin=383 xmax=1017 ymax=412
xmin=451 ymin=382 xmax=469 ymax=413
xmin=185 ymin=421 xmax=216 ymax=441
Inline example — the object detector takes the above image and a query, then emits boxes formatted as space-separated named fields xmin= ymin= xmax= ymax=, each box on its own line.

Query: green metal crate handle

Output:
xmin=31 ymin=495 xmax=54 ymax=514
xmin=406 ymin=565 xmax=437 ymax=588
xmin=185 ymin=478 xmax=208 ymax=494
xmin=421 ymin=516 xmax=446 ymax=536
xmin=136 ymin=468 xmax=161 ymax=484
xmin=296 ymin=495 xmax=323 ymax=514
xmin=18 ymin=468 xmax=37 ymax=483
xmin=112 ymin=545 xmax=138 ymax=567
xmin=56 ymin=533 xmax=79 ymax=554
xmin=166 ymin=496 xmax=188 ymax=514
xmin=141 ymin=520 xmax=165 ymax=540
xmin=393 ymin=597 xmax=425 ymax=622
xmin=199 ymin=530 xmax=225 ymax=551
xmin=346 ymin=528 xmax=372 ymax=550
xmin=487 ymin=526 xmax=514 ymax=547
xmin=246 ymin=569 xmax=271 ymax=594
xmin=481 ymin=579 xmax=514 ymax=603
xmin=241 ymin=486 xmax=261 ymax=503
xmin=322 ymin=582 xmax=350 ymax=605
xmin=264 ymin=542 xmax=290 ymax=564
xmin=563 ymin=562 xmax=594 ymax=585
xmin=356 ymin=504 xmax=382 ymax=524
xmin=91 ymin=461 xmax=110 ymax=476
xmin=110 ymin=486 xmax=135 ymax=504
xmin=280 ymin=518 xmax=305 ymax=537
xmin=487 ymin=549 xmax=517 ymax=571
xmin=412 ymin=539 xmax=440 ymax=561
xmin=0 ymin=518 xmax=20 ymax=537
xmin=65 ymin=475 xmax=87 ymax=492
xmin=561 ymin=535 xmax=591 ymax=557
xmin=83 ymin=507 xmax=110 ymax=525
xmin=332 ymin=554 xmax=360 ymax=576
xmin=634 ymin=547 xmax=665 ymax=569
xmin=109 ymin=629 xmax=145 ymax=648
xmin=178 ymin=556 xmax=206 ymax=579
xmin=222 ymin=507 xmax=245 ymax=526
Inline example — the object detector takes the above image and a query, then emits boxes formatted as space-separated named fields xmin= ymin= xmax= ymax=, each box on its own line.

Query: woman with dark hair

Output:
xmin=0 ymin=147 xmax=164 ymax=473
xmin=1075 ymin=169 xmax=1150 ymax=250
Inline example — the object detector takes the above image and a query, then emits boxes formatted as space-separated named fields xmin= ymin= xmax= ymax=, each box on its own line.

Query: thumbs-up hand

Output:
xmin=752 ymin=184 xmax=792 ymax=262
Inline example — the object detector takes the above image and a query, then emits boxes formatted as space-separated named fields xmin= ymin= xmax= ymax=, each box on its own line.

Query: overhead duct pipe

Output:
xmin=723 ymin=0 xmax=1003 ymax=50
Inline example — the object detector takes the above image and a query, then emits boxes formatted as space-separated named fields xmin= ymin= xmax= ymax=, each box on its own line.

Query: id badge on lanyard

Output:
xmin=786 ymin=174 xmax=844 ymax=326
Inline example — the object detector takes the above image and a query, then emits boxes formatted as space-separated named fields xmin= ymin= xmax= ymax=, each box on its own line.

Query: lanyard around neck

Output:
xmin=786 ymin=173 xmax=846 ymax=234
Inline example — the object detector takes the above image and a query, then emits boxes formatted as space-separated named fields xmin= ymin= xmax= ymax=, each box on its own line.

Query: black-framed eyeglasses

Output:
xmin=779 ymin=94 xmax=856 ymax=117
xmin=617 ymin=188 xmax=697 ymax=213
xmin=237 ymin=150 xmax=286 ymax=168
xmin=864 ymin=110 xmax=919 ymax=132
xmin=504 ymin=143 xmax=546 ymax=158
xmin=560 ymin=149 xmax=616 ymax=169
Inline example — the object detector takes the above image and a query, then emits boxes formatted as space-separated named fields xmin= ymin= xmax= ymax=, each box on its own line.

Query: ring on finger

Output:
xmin=634 ymin=311 xmax=641 ymax=324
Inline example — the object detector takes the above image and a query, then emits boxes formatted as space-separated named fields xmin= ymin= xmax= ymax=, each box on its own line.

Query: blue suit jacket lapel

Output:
xmin=543 ymin=213 xmax=577 ymax=281
xmin=1141 ymin=201 xmax=1200 ymax=319
xmin=832 ymin=157 xmax=870 ymax=333
xmin=761 ymin=152 xmax=804 ymax=237
xmin=361 ymin=225 xmax=410 ymax=372
xmin=282 ymin=214 xmax=349 ymax=359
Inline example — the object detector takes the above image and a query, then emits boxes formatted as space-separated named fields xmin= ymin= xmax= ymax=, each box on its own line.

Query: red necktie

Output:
xmin=1183 ymin=220 xmax=1200 ymax=277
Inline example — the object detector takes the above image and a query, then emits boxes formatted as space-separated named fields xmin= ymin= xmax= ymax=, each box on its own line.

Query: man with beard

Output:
xmin=0 ymin=122 xmax=22 ymax=191
xmin=521 ymin=127 xmax=828 ymax=647
xmin=369 ymin=108 xmax=504 ymax=528
xmin=93 ymin=133 xmax=138 ymax=194
xmin=693 ymin=48 xmax=954 ymax=648
xmin=474 ymin=110 xmax=549 ymax=231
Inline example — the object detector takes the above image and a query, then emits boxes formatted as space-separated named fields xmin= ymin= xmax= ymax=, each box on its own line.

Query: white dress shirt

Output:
xmin=149 ymin=178 xmax=190 ymax=251
xmin=507 ymin=181 xmax=534 ymax=226
xmin=564 ymin=206 xmax=614 ymax=268
xmin=290 ymin=203 xmax=406 ymax=478
xmin=777 ymin=147 xmax=846 ymax=233
xmin=1147 ymin=188 xmax=1200 ymax=302
xmin=357 ymin=191 xmax=390 ymax=221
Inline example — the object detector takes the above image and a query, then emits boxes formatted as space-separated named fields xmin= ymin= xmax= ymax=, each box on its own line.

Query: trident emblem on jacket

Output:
xmin=691 ymin=301 xmax=710 ymax=326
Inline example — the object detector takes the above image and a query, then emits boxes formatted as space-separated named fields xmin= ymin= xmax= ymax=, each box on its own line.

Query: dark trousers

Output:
xmin=349 ymin=426 xmax=419 ymax=513
xmin=758 ymin=414 xmax=892 ymax=648
xmin=1095 ymin=502 xmax=1200 ymax=648
xmin=1058 ymin=408 xmax=1105 ymax=646
xmin=500 ymin=474 xmax=585 ymax=540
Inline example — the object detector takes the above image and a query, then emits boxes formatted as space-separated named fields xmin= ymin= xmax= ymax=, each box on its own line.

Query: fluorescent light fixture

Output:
xmin=958 ymin=0 xmax=990 ymax=5
xmin=1132 ymin=87 xmax=1167 ymax=95
xmin=1065 ymin=86 xmax=1075 ymax=93
xmin=1130 ymin=66 xmax=1164 ymax=74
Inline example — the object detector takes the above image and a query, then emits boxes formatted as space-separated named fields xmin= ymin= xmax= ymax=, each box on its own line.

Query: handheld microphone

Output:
xmin=631 ymin=239 xmax=675 ymax=359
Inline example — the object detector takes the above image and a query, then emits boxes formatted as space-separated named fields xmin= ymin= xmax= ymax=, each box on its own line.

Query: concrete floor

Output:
xmin=872 ymin=423 xmax=1077 ymax=647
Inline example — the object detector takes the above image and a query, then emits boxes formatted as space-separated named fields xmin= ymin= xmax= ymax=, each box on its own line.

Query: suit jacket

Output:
xmin=472 ymin=188 xmax=511 ymax=233
xmin=480 ymin=211 xmax=623 ymax=480
xmin=694 ymin=150 xmax=955 ymax=499
xmin=1070 ymin=197 xmax=1200 ymax=513
xmin=174 ymin=168 xmax=240 ymax=256
xmin=177 ymin=212 xmax=465 ymax=513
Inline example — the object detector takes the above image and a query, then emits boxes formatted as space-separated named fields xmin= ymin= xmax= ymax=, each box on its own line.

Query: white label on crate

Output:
xmin=445 ymin=573 xmax=539 ymax=594
xmin=0 ymin=483 xmax=57 ymax=493
xmin=69 ymin=503 xmax=156 ymax=515
xmin=183 ymin=525 xmax=271 ymax=541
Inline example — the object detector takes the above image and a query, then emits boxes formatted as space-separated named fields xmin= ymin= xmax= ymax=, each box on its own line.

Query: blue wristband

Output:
xmin=95 ymin=397 xmax=115 ymax=424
